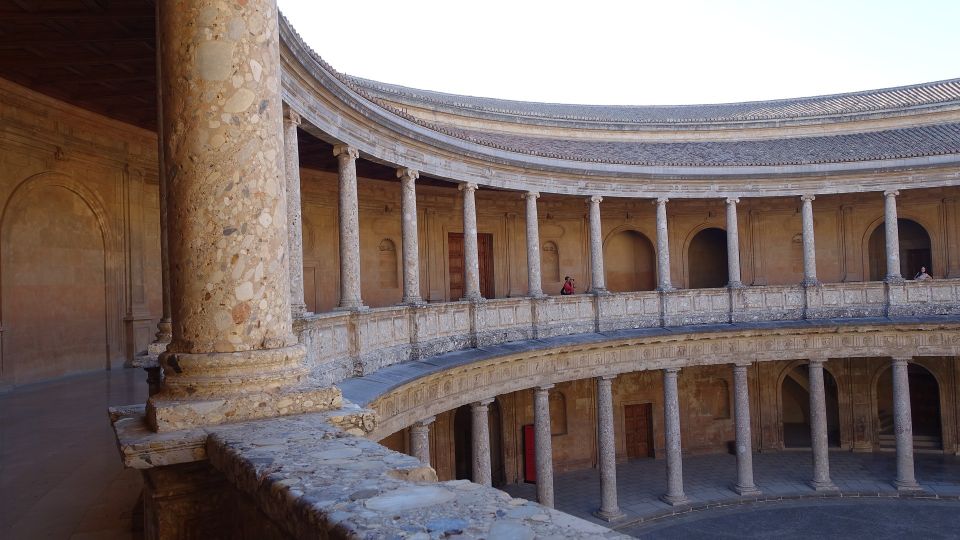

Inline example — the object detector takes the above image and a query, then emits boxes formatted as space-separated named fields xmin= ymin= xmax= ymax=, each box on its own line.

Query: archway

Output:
xmin=875 ymin=363 xmax=942 ymax=450
xmin=868 ymin=219 xmax=931 ymax=280
xmin=604 ymin=230 xmax=656 ymax=292
xmin=688 ymin=227 xmax=729 ymax=289
xmin=2 ymin=184 xmax=108 ymax=384
xmin=453 ymin=405 xmax=473 ymax=481
xmin=781 ymin=364 xmax=840 ymax=448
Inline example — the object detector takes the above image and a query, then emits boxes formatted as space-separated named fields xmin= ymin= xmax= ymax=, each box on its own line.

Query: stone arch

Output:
xmin=603 ymin=228 xmax=655 ymax=292
xmin=871 ymin=360 xmax=944 ymax=451
xmin=687 ymin=227 xmax=729 ymax=289
xmin=862 ymin=216 xmax=935 ymax=281
xmin=541 ymin=240 xmax=560 ymax=283
xmin=0 ymin=172 xmax=119 ymax=385
xmin=378 ymin=238 xmax=399 ymax=289
xmin=776 ymin=360 xmax=841 ymax=449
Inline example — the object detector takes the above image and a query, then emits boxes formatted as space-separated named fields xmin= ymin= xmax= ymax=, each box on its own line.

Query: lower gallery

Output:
xmin=1 ymin=1 xmax=960 ymax=538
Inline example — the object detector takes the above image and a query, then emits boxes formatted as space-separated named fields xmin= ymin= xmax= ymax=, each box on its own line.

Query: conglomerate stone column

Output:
xmin=661 ymin=368 xmax=689 ymax=505
xmin=471 ymin=399 xmax=494 ymax=486
xmin=595 ymin=375 xmax=624 ymax=520
xmin=800 ymin=194 xmax=819 ymax=286
xmin=461 ymin=182 xmax=482 ymax=300
xmin=587 ymin=195 xmax=607 ymax=293
xmin=283 ymin=109 xmax=308 ymax=317
xmin=732 ymin=363 xmax=761 ymax=495
xmin=150 ymin=0 xmax=319 ymax=432
xmin=725 ymin=197 xmax=743 ymax=288
xmin=884 ymin=190 xmax=903 ymax=282
xmin=808 ymin=359 xmax=838 ymax=491
xmin=410 ymin=416 xmax=435 ymax=466
xmin=524 ymin=191 xmax=544 ymax=297
xmin=534 ymin=384 xmax=555 ymax=507
xmin=398 ymin=168 xmax=423 ymax=304
xmin=891 ymin=357 xmax=921 ymax=491
xmin=334 ymin=144 xmax=364 ymax=309
xmin=655 ymin=197 xmax=673 ymax=291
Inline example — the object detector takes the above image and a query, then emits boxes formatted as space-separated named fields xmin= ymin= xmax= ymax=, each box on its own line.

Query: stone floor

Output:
xmin=0 ymin=368 xmax=147 ymax=539
xmin=503 ymin=450 xmax=960 ymax=536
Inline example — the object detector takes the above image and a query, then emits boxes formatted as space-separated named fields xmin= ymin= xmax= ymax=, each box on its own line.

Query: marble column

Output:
xmin=150 ymin=0 xmax=309 ymax=431
xmin=149 ymin=8 xmax=172 ymax=352
xmin=655 ymin=197 xmax=673 ymax=291
xmin=461 ymin=182 xmax=482 ymax=300
xmin=283 ymin=109 xmax=308 ymax=317
xmin=725 ymin=197 xmax=743 ymax=288
xmin=732 ymin=363 xmax=761 ymax=495
xmin=808 ymin=359 xmax=837 ymax=491
xmin=410 ymin=416 xmax=435 ymax=466
xmin=884 ymin=190 xmax=903 ymax=282
xmin=891 ymin=357 xmax=921 ymax=491
xmin=334 ymin=144 xmax=364 ymax=309
xmin=800 ymin=194 xmax=819 ymax=286
xmin=595 ymin=375 xmax=623 ymax=520
xmin=661 ymin=368 xmax=689 ymax=505
xmin=524 ymin=191 xmax=544 ymax=297
xmin=471 ymin=399 xmax=494 ymax=487
xmin=587 ymin=195 xmax=607 ymax=293
xmin=398 ymin=168 xmax=423 ymax=305
xmin=534 ymin=385 xmax=555 ymax=507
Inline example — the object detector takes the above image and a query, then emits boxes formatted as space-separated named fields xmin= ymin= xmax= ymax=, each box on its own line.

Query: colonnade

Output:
xmin=406 ymin=356 xmax=923 ymax=518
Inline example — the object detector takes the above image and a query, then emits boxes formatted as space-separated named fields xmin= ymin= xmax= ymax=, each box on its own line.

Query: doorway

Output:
xmin=448 ymin=232 xmax=494 ymax=300
xmin=875 ymin=363 xmax=942 ymax=450
xmin=868 ymin=219 xmax=932 ymax=280
xmin=781 ymin=364 xmax=841 ymax=448
xmin=624 ymin=403 xmax=655 ymax=459
xmin=605 ymin=230 xmax=656 ymax=292
xmin=688 ymin=228 xmax=729 ymax=288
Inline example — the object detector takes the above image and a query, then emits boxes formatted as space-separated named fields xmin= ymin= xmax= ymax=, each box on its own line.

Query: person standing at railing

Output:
xmin=914 ymin=266 xmax=932 ymax=281
xmin=561 ymin=276 xmax=576 ymax=295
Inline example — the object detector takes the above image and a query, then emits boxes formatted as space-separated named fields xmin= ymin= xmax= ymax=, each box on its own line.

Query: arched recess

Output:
xmin=0 ymin=172 xmax=118 ymax=385
xmin=779 ymin=362 xmax=841 ymax=448
xmin=378 ymin=238 xmax=399 ymax=289
xmin=541 ymin=241 xmax=560 ymax=283
xmin=873 ymin=362 xmax=942 ymax=450
xmin=688 ymin=227 xmax=729 ymax=289
xmin=603 ymin=229 xmax=655 ymax=292
xmin=865 ymin=218 xmax=933 ymax=281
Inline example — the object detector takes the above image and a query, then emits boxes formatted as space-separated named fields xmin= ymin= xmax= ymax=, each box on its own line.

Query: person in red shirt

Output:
xmin=561 ymin=276 xmax=576 ymax=295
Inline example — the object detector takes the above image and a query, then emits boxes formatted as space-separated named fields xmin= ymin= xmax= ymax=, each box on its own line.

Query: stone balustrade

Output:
xmin=296 ymin=279 xmax=960 ymax=385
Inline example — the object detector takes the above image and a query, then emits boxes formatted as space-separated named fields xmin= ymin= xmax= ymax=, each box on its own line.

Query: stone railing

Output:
xmin=297 ymin=280 xmax=960 ymax=385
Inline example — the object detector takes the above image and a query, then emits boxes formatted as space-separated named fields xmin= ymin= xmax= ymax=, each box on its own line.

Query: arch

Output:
xmin=0 ymin=172 xmax=119 ymax=385
xmin=687 ymin=227 xmax=729 ymax=289
xmin=603 ymin=229 xmax=655 ymax=292
xmin=866 ymin=218 xmax=932 ymax=281
xmin=778 ymin=362 xmax=841 ymax=448
xmin=453 ymin=404 xmax=472 ymax=481
xmin=873 ymin=361 xmax=943 ymax=450
xmin=378 ymin=238 xmax=399 ymax=289
xmin=541 ymin=241 xmax=560 ymax=283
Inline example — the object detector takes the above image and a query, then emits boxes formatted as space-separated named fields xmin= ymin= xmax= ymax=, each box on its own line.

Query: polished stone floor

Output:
xmin=0 ymin=368 xmax=147 ymax=539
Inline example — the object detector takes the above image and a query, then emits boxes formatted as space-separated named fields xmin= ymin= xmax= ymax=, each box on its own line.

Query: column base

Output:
xmin=809 ymin=480 xmax=839 ymax=493
xmin=291 ymin=302 xmax=309 ymax=318
xmin=732 ymin=484 xmax=762 ymax=497
xmin=801 ymin=278 xmax=821 ymax=287
xmin=660 ymin=493 xmax=690 ymax=506
xmin=727 ymin=281 xmax=745 ymax=289
xmin=401 ymin=297 xmax=427 ymax=306
xmin=894 ymin=479 xmax=923 ymax=493
xmin=593 ymin=508 xmax=625 ymax=522
xmin=656 ymin=285 xmax=675 ymax=293
xmin=885 ymin=275 xmax=905 ymax=284
xmin=462 ymin=294 xmax=485 ymax=302
xmin=591 ymin=288 xmax=610 ymax=296
xmin=335 ymin=303 xmax=368 ymax=312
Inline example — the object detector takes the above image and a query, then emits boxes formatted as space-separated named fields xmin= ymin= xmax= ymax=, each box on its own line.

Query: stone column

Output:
xmin=410 ymin=416 xmax=435 ymax=466
xmin=150 ymin=0 xmax=319 ymax=431
xmin=891 ymin=357 xmax=921 ymax=491
xmin=471 ymin=399 xmax=494 ymax=486
xmin=587 ymin=195 xmax=607 ymax=293
xmin=149 ymin=9 xmax=172 ymax=353
xmin=283 ymin=109 xmax=308 ymax=317
xmin=595 ymin=375 xmax=623 ymax=520
xmin=534 ymin=385 xmax=555 ymax=507
xmin=334 ymin=144 xmax=364 ymax=309
xmin=398 ymin=168 xmax=423 ymax=305
xmin=524 ymin=191 xmax=544 ymax=297
xmin=661 ymin=368 xmax=688 ymax=505
xmin=884 ymin=190 xmax=903 ymax=282
xmin=808 ymin=359 xmax=837 ymax=491
xmin=800 ymin=194 xmax=819 ymax=286
xmin=725 ymin=197 xmax=743 ymax=288
xmin=655 ymin=197 xmax=673 ymax=291
xmin=732 ymin=363 xmax=761 ymax=495
xmin=460 ymin=182 xmax=482 ymax=300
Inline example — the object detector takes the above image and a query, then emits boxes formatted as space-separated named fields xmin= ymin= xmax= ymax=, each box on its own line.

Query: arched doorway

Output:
xmin=2 ymin=184 xmax=108 ymax=384
xmin=604 ymin=230 xmax=656 ymax=292
xmin=781 ymin=364 xmax=841 ymax=448
xmin=868 ymin=219 xmax=932 ymax=280
xmin=688 ymin=228 xmax=729 ymax=288
xmin=875 ymin=363 xmax=942 ymax=450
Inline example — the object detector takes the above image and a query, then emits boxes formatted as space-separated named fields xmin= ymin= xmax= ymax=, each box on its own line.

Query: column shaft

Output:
xmin=655 ymin=198 xmax=673 ymax=291
xmin=587 ymin=196 xmax=606 ymax=293
xmin=410 ymin=416 xmax=435 ymax=466
xmin=525 ymin=192 xmax=544 ymax=297
xmin=399 ymin=168 xmax=423 ymax=304
xmin=534 ymin=385 xmax=555 ymax=507
xmin=884 ymin=190 xmax=903 ymax=282
xmin=808 ymin=360 xmax=837 ymax=491
xmin=461 ymin=183 xmax=482 ymax=300
xmin=471 ymin=399 xmax=493 ymax=486
xmin=725 ymin=198 xmax=743 ymax=287
xmin=284 ymin=110 xmax=307 ymax=317
xmin=334 ymin=145 xmax=364 ymax=309
xmin=732 ymin=364 xmax=760 ymax=495
xmin=662 ymin=368 xmax=688 ymax=505
xmin=151 ymin=17 xmax=172 ymax=347
xmin=892 ymin=357 xmax=921 ymax=491
xmin=595 ymin=375 xmax=623 ymax=520
xmin=800 ymin=195 xmax=818 ymax=286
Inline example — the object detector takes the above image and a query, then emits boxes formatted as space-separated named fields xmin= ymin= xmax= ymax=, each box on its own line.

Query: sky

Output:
xmin=277 ymin=0 xmax=960 ymax=106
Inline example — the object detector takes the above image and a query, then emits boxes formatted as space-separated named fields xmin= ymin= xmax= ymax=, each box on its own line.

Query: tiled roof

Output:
xmin=349 ymin=76 xmax=960 ymax=125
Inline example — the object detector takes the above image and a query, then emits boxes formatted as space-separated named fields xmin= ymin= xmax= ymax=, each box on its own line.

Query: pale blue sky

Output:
xmin=277 ymin=0 xmax=960 ymax=105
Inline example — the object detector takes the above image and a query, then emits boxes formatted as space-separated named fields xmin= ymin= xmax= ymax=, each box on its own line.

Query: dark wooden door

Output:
xmin=449 ymin=232 xmax=495 ymax=300
xmin=478 ymin=233 xmax=495 ymax=299
xmin=523 ymin=424 xmax=536 ymax=483
xmin=624 ymin=403 xmax=654 ymax=459
xmin=449 ymin=233 xmax=465 ymax=300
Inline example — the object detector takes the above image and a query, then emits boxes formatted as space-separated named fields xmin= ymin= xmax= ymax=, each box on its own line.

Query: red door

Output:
xmin=523 ymin=424 xmax=536 ymax=483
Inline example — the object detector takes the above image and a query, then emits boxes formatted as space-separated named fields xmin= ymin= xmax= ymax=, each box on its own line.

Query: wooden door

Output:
xmin=624 ymin=403 xmax=654 ymax=459
xmin=449 ymin=233 xmax=465 ymax=300
xmin=478 ymin=233 xmax=495 ymax=299
xmin=522 ymin=424 xmax=536 ymax=483
xmin=449 ymin=232 xmax=495 ymax=300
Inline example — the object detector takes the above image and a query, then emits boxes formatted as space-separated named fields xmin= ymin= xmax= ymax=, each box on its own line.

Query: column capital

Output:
xmin=655 ymin=196 xmax=669 ymax=205
xmin=733 ymin=361 xmax=752 ymax=369
xmin=891 ymin=356 xmax=912 ymax=365
xmin=524 ymin=191 xmax=540 ymax=200
xmin=800 ymin=194 xmax=816 ymax=202
xmin=459 ymin=182 xmax=478 ymax=192
xmin=725 ymin=197 xmax=740 ymax=205
xmin=415 ymin=415 xmax=436 ymax=426
xmin=588 ymin=195 xmax=603 ymax=204
xmin=472 ymin=398 xmax=495 ymax=407
xmin=664 ymin=367 xmax=681 ymax=375
xmin=283 ymin=107 xmax=301 ymax=126
xmin=535 ymin=384 xmax=555 ymax=393
xmin=808 ymin=358 xmax=826 ymax=367
xmin=599 ymin=374 xmax=617 ymax=382
xmin=884 ymin=189 xmax=900 ymax=198
xmin=396 ymin=167 xmax=419 ymax=182
xmin=332 ymin=144 xmax=359 ymax=160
